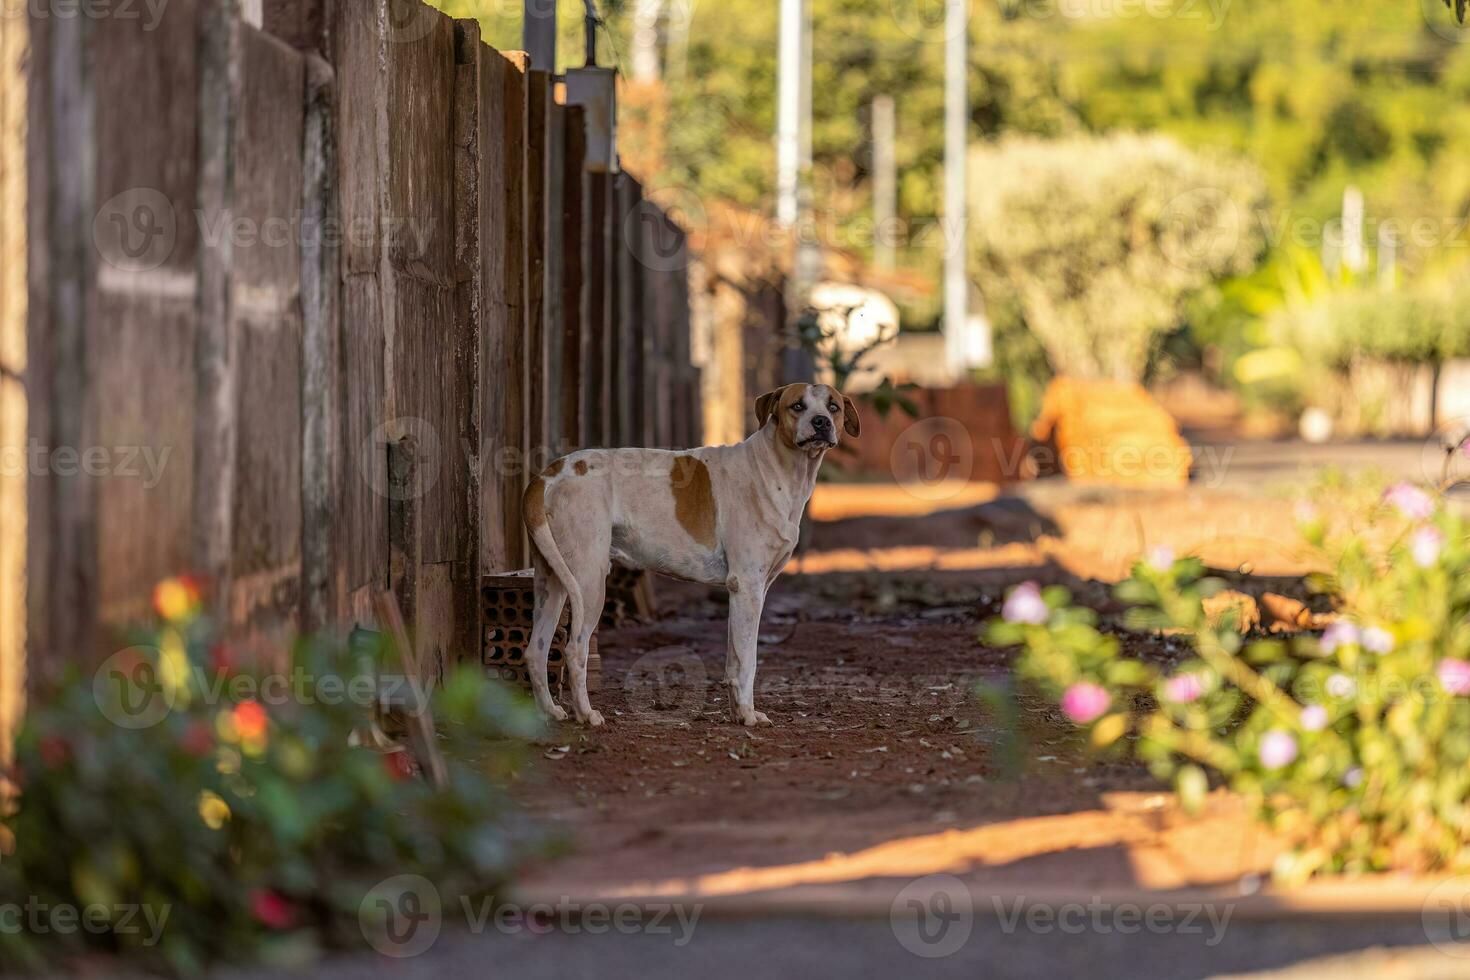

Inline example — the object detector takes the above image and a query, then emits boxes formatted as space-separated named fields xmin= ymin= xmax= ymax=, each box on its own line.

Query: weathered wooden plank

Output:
xmin=331 ymin=0 xmax=381 ymax=276
xmin=560 ymin=105 xmax=586 ymax=451
xmin=477 ymin=44 xmax=512 ymax=573
xmin=342 ymin=273 xmax=386 ymax=592
xmin=301 ymin=54 xmax=339 ymax=630
xmin=391 ymin=275 xmax=460 ymax=564
xmin=543 ymin=99 xmax=565 ymax=454
xmin=451 ymin=19 xmax=484 ymax=660
xmin=582 ymin=171 xmax=610 ymax=449
xmin=497 ymin=50 xmax=529 ymax=568
xmin=615 ymin=174 xmax=646 ymax=446
xmin=386 ymin=0 xmax=456 ymax=286
xmin=228 ymin=27 xmax=305 ymax=637
xmin=90 ymin=0 xmax=201 ymax=630
xmin=262 ymin=0 xmax=327 ymax=51
xmin=522 ymin=69 xmax=550 ymax=470
xmin=643 ymin=208 xmax=673 ymax=448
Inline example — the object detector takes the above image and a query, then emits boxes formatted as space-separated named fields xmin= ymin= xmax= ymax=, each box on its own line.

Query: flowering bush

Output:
xmin=0 ymin=581 xmax=544 ymax=972
xmin=987 ymin=477 xmax=1470 ymax=882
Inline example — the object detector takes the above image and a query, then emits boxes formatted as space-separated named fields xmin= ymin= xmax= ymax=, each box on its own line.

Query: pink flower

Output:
xmin=1002 ymin=582 xmax=1049 ymax=625
xmin=1438 ymin=658 xmax=1470 ymax=696
xmin=1411 ymin=526 xmax=1444 ymax=568
xmin=1146 ymin=545 xmax=1175 ymax=572
xmin=1325 ymin=672 xmax=1356 ymax=699
xmin=1383 ymin=483 xmax=1435 ymax=521
xmin=1343 ymin=767 xmax=1363 ymax=788
xmin=249 ymin=889 xmax=295 ymax=930
xmin=1319 ymin=622 xmax=1359 ymax=654
xmin=1299 ymin=705 xmax=1328 ymax=732
xmin=1060 ymin=682 xmax=1110 ymax=725
xmin=1361 ymin=626 xmax=1395 ymax=655
xmin=1258 ymin=730 xmax=1298 ymax=769
xmin=1163 ymin=673 xmax=1205 ymax=704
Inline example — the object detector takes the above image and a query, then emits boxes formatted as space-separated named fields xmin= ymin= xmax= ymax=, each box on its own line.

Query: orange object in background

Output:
xmin=1031 ymin=378 xmax=1192 ymax=488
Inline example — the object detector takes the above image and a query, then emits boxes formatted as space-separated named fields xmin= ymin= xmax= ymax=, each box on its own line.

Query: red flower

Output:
xmin=181 ymin=721 xmax=214 ymax=758
xmin=209 ymin=644 xmax=237 ymax=675
xmin=382 ymin=750 xmax=415 ymax=782
xmin=249 ymin=889 xmax=295 ymax=930
xmin=38 ymin=736 xmax=69 ymax=769
xmin=232 ymin=701 xmax=269 ymax=741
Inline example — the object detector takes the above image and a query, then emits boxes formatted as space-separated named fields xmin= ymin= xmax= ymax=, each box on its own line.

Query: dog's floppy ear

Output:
xmin=840 ymin=393 xmax=861 ymax=438
xmin=755 ymin=388 xmax=783 ymax=429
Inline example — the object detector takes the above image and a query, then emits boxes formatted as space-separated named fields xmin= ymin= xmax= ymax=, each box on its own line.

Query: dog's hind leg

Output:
xmin=565 ymin=548 xmax=610 ymax=727
xmin=527 ymin=552 xmax=569 ymax=721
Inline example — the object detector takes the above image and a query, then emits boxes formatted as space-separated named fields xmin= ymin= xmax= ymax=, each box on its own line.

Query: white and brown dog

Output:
xmin=521 ymin=383 xmax=859 ymax=726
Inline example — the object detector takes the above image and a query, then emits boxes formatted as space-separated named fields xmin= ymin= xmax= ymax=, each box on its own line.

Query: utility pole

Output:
xmin=631 ymin=0 xmax=663 ymax=81
xmin=872 ymin=95 xmax=896 ymax=272
xmin=944 ymin=0 xmax=987 ymax=373
xmin=776 ymin=0 xmax=802 ymax=228
xmin=524 ymin=0 xmax=556 ymax=71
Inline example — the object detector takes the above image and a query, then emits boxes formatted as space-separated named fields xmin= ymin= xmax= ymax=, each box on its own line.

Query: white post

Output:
xmin=524 ymin=0 xmax=557 ymax=71
xmin=631 ymin=0 xmax=664 ymax=81
xmin=943 ymin=0 xmax=972 ymax=376
xmin=873 ymin=95 xmax=896 ymax=272
xmin=776 ymin=0 xmax=802 ymax=228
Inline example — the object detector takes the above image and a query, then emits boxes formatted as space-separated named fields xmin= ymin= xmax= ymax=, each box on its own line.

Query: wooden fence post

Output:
xmin=523 ymin=69 xmax=550 ymax=473
xmin=499 ymin=50 xmax=529 ymax=568
xmin=560 ymin=105 xmax=587 ymax=452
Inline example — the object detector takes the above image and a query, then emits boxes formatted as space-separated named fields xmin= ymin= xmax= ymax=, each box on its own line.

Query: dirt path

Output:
xmin=512 ymin=478 xmax=1330 ymax=901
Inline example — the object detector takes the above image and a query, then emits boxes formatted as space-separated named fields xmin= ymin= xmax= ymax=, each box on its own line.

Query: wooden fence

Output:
xmin=12 ymin=0 xmax=701 ymax=690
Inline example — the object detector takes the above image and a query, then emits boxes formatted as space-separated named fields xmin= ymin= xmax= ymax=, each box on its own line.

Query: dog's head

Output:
xmin=755 ymin=383 xmax=860 ymax=456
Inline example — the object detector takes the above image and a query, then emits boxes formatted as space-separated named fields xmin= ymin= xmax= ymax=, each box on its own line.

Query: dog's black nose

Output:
xmin=812 ymin=415 xmax=832 ymax=433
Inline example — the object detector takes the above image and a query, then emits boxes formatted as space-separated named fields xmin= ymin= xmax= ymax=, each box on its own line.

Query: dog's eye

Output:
xmin=790 ymin=402 xmax=805 ymax=413
xmin=828 ymin=403 xmax=839 ymax=413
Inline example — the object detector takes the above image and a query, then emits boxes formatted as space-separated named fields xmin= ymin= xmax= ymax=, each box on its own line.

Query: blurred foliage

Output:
xmin=987 ymin=474 xmax=1470 ymax=881
xmin=435 ymin=0 xmax=1470 ymax=393
xmin=0 ymin=581 xmax=543 ymax=973
xmin=970 ymin=133 xmax=1266 ymax=381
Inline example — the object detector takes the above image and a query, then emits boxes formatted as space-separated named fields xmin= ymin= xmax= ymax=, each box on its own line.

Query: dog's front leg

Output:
xmin=725 ymin=574 xmax=771 ymax=726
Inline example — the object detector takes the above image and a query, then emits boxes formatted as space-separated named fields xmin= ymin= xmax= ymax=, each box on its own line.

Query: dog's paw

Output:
xmin=581 ymin=709 xmax=605 ymax=727
xmin=544 ymin=704 xmax=568 ymax=722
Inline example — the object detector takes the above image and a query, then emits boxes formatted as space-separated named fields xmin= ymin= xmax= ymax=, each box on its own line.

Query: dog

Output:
xmin=520 ymin=383 xmax=860 ymax=726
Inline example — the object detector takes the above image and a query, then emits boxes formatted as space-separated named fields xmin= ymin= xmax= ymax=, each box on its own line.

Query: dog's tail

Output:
xmin=522 ymin=475 xmax=586 ymax=640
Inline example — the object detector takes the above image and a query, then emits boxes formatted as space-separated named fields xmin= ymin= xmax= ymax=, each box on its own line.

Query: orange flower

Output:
xmin=232 ymin=701 xmax=269 ymax=741
xmin=152 ymin=576 xmax=202 ymax=622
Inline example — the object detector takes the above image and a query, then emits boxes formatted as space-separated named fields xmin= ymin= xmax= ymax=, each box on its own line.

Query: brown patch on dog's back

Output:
xmin=670 ymin=455 xmax=717 ymax=547
xmin=574 ymin=459 xmax=588 ymax=476
xmin=522 ymin=477 xmax=547 ymax=528
xmin=544 ymin=458 xmax=564 ymax=477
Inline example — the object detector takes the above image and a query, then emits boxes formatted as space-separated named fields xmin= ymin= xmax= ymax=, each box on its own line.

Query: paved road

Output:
xmin=209 ymin=913 xmax=1465 ymax=980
